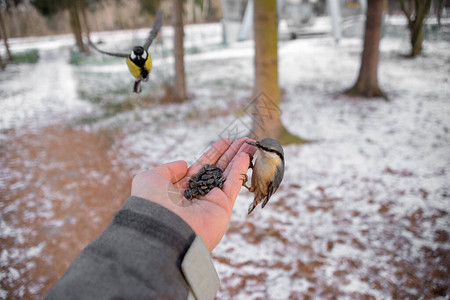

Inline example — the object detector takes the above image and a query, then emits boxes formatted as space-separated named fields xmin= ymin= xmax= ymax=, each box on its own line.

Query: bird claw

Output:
xmin=241 ymin=174 xmax=251 ymax=190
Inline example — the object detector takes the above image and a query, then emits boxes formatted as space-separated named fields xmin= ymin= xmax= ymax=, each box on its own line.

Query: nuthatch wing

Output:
xmin=242 ymin=138 xmax=285 ymax=214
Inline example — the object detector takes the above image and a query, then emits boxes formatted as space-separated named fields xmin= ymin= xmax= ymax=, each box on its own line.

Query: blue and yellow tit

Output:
xmin=89 ymin=11 xmax=162 ymax=94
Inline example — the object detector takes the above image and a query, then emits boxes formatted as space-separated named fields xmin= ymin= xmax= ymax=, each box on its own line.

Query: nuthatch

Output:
xmin=242 ymin=138 xmax=285 ymax=214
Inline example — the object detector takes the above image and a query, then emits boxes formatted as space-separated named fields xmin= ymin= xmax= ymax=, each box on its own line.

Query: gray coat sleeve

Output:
xmin=45 ymin=196 xmax=200 ymax=300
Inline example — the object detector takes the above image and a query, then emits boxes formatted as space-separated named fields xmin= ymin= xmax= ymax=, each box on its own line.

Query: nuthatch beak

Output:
xmin=242 ymin=138 xmax=285 ymax=214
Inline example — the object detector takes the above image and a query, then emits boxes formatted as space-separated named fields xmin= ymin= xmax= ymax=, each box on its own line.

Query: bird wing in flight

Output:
xmin=89 ymin=10 xmax=162 ymax=57
xmin=143 ymin=10 xmax=163 ymax=50
xmin=89 ymin=39 xmax=129 ymax=58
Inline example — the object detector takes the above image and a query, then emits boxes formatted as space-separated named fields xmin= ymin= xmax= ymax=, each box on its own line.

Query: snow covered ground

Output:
xmin=1 ymin=21 xmax=449 ymax=299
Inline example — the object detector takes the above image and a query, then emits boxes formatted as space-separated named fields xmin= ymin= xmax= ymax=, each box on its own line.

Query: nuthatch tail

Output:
xmin=242 ymin=138 xmax=285 ymax=214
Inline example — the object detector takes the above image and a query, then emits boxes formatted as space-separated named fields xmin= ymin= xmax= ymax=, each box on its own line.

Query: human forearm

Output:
xmin=46 ymin=196 xmax=218 ymax=300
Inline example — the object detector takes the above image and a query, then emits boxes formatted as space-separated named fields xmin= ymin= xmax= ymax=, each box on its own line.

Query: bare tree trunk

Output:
xmin=410 ymin=21 xmax=424 ymax=57
xmin=80 ymin=3 xmax=91 ymax=55
xmin=172 ymin=0 xmax=187 ymax=101
xmin=69 ymin=0 xmax=85 ymax=52
xmin=202 ymin=0 xmax=209 ymax=22
xmin=436 ymin=0 xmax=444 ymax=27
xmin=0 ymin=54 xmax=5 ymax=70
xmin=0 ymin=11 xmax=12 ymax=61
xmin=346 ymin=0 xmax=386 ymax=99
xmin=193 ymin=0 xmax=197 ymax=23
xmin=252 ymin=0 xmax=303 ymax=144
xmin=399 ymin=0 xmax=432 ymax=57
xmin=411 ymin=0 xmax=432 ymax=57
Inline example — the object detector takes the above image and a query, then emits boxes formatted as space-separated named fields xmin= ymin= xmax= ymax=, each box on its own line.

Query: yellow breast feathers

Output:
xmin=126 ymin=55 xmax=152 ymax=80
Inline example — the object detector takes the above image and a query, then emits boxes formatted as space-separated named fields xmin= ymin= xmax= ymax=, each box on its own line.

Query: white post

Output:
xmin=238 ymin=0 xmax=254 ymax=41
xmin=359 ymin=0 xmax=367 ymax=13
xmin=221 ymin=0 xmax=228 ymax=45
xmin=328 ymin=0 xmax=342 ymax=44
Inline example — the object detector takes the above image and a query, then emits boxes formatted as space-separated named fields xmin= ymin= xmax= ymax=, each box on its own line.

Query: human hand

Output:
xmin=131 ymin=137 xmax=256 ymax=251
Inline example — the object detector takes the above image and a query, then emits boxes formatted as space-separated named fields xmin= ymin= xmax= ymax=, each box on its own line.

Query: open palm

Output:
xmin=131 ymin=137 xmax=256 ymax=251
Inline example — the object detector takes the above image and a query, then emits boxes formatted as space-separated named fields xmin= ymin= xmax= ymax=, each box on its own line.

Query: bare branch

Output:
xmin=399 ymin=0 xmax=413 ymax=26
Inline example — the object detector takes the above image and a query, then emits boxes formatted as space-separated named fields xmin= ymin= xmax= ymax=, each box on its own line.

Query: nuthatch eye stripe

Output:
xmin=245 ymin=141 xmax=284 ymax=162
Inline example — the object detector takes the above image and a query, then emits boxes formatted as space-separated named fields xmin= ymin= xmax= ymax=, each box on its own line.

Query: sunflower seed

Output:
xmin=185 ymin=164 xmax=225 ymax=200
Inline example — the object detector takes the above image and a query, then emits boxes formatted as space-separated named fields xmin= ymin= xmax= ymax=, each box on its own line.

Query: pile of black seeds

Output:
xmin=184 ymin=164 xmax=225 ymax=200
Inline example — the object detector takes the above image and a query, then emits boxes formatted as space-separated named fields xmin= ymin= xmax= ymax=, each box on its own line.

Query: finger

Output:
xmin=153 ymin=160 xmax=188 ymax=183
xmin=223 ymin=141 xmax=257 ymax=178
xmin=240 ymin=142 xmax=258 ymax=156
xmin=215 ymin=137 xmax=248 ymax=171
xmin=187 ymin=138 xmax=232 ymax=177
xmin=222 ymin=152 xmax=251 ymax=204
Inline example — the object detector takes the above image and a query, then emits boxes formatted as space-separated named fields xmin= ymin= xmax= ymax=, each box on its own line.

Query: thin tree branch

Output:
xmin=399 ymin=0 xmax=413 ymax=27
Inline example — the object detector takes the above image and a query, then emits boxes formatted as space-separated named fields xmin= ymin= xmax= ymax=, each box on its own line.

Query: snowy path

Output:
xmin=0 ymin=48 xmax=130 ymax=298
xmin=0 ymin=48 xmax=91 ymax=133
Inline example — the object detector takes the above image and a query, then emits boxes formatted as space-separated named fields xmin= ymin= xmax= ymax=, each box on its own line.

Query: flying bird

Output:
xmin=89 ymin=11 xmax=163 ymax=93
